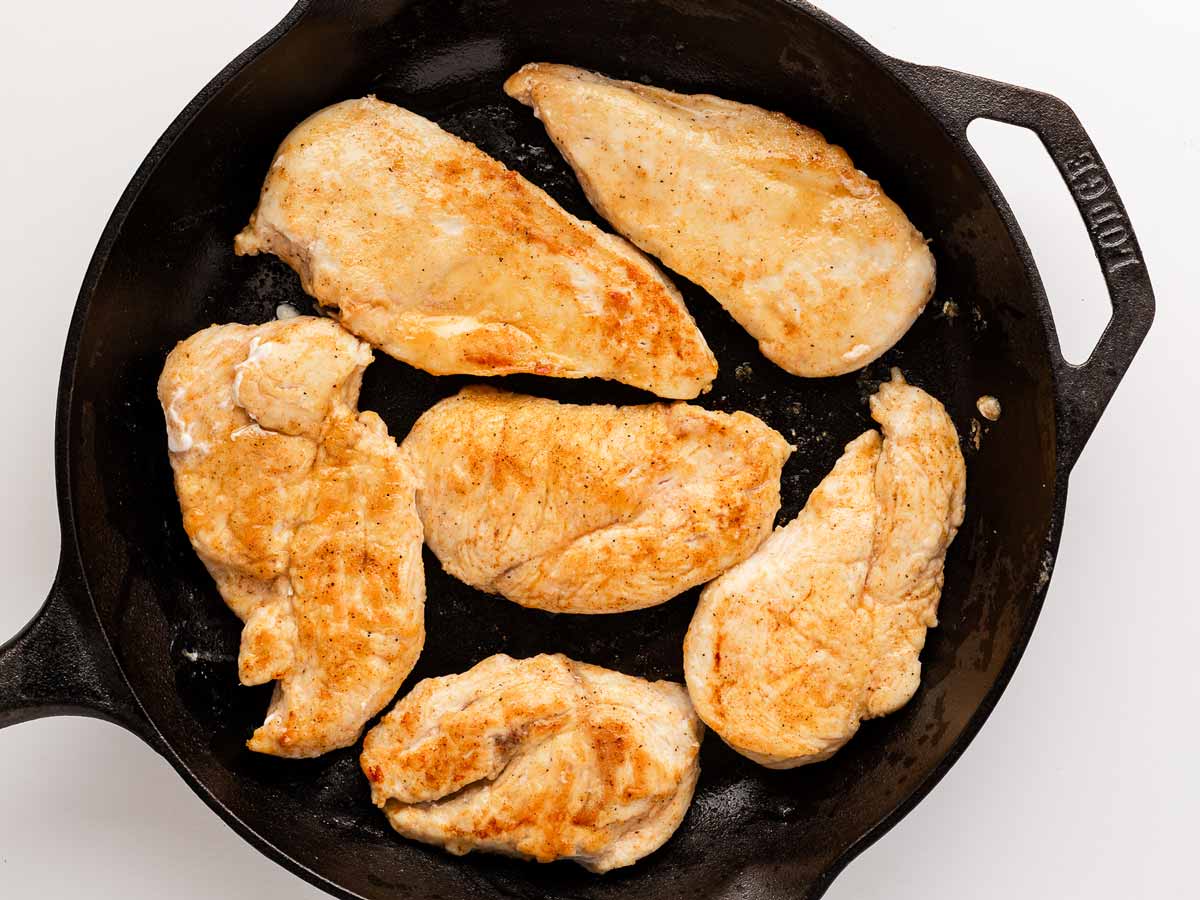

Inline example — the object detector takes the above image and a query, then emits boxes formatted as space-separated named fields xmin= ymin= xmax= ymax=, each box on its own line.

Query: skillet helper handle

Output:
xmin=893 ymin=61 xmax=1155 ymax=468
xmin=0 ymin=557 xmax=156 ymax=742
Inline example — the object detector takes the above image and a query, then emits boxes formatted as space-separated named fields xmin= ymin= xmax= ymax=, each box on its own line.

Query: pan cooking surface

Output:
xmin=176 ymin=66 xmax=972 ymax=774
xmin=64 ymin=2 xmax=1064 ymax=896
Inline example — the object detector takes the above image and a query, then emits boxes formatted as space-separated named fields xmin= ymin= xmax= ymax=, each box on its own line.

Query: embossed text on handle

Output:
xmin=1065 ymin=152 xmax=1142 ymax=274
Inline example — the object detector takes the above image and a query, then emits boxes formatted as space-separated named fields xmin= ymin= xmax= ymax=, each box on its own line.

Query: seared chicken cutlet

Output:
xmin=235 ymin=97 xmax=716 ymax=399
xmin=159 ymin=318 xmax=424 ymax=757
xmin=506 ymin=64 xmax=936 ymax=378
xmin=861 ymin=371 xmax=969 ymax=717
xmin=402 ymin=387 xmax=792 ymax=613
xmin=361 ymin=654 xmax=703 ymax=872
xmin=684 ymin=371 xmax=964 ymax=767
xmin=685 ymin=432 xmax=880 ymax=767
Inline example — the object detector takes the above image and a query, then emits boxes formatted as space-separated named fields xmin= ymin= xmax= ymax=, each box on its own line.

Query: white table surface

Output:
xmin=1 ymin=1 xmax=1195 ymax=897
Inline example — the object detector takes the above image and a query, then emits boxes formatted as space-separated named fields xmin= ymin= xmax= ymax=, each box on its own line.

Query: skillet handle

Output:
xmin=0 ymin=554 xmax=160 ymax=746
xmin=891 ymin=61 xmax=1155 ymax=468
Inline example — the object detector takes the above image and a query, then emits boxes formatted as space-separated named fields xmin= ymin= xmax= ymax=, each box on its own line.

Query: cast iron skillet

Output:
xmin=0 ymin=1 xmax=1154 ymax=897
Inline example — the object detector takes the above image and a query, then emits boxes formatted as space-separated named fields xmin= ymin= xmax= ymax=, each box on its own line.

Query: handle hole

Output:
xmin=967 ymin=119 xmax=1112 ymax=365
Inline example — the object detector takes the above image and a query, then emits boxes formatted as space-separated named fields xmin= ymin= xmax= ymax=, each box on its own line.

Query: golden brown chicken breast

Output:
xmin=401 ymin=386 xmax=792 ymax=613
xmin=158 ymin=318 xmax=424 ymax=757
xmin=684 ymin=371 xmax=965 ymax=767
xmin=235 ymin=96 xmax=717 ymax=398
xmin=506 ymin=64 xmax=936 ymax=378
xmin=361 ymin=654 xmax=703 ymax=872
xmin=861 ymin=371 xmax=970 ymax=717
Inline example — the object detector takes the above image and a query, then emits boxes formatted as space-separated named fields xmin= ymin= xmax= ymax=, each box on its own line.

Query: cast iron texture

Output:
xmin=0 ymin=1 xmax=1154 ymax=898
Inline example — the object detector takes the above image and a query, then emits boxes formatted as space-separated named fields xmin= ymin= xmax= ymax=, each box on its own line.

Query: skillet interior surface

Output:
xmin=66 ymin=0 xmax=1060 ymax=897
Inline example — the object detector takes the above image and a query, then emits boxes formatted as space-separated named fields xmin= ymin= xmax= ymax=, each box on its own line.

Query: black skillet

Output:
xmin=0 ymin=1 xmax=1154 ymax=897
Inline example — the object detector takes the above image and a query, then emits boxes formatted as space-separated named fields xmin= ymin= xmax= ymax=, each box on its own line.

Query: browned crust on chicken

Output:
xmin=361 ymin=654 xmax=703 ymax=871
xmin=506 ymin=64 xmax=936 ymax=378
xmin=685 ymin=370 xmax=965 ymax=767
xmin=401 ymin=386 xmax=793 ymax=613
xmin=158 ymin=318 xmax=424 ymax=757
xmin=235 ymin=97 xmax=716 ymax=398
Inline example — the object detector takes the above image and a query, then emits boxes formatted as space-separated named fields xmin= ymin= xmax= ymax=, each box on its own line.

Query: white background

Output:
xmin=1 ymin=1 xmax=1194 ymax=897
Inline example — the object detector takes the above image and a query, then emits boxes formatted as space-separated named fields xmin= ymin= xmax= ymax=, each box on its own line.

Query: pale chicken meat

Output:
xmin=401 ymin=386 xmax=793 ymax=613
xmin=684 ymin=371 xmax=965 ymax=767
xmin=862 ymin=371 xmax=969 ymax=717
xmin=505 ymin=64 xmax=936 ymax=378
xmin=235 ymin=96 xmax=716 ymax=399
xmin=158 ymin=318 xmax=425 ymax=757
xmin=361 ymin=654 xmax=703 ymax=872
